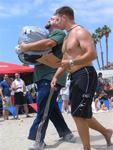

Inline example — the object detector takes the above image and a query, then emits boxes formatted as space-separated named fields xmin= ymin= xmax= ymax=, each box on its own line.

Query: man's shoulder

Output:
xmin=20 ymin=79 xmax=25 ymax=84
xmin=49 ymin=29 xmax=66 ymax=44
xmin=0 ymin=80 xmax=4 ymax=84
xmin=18 ymin=79 xmax=24 ymax=83
xmin=13 ymin=79 xmax=16 ymax=82
xmin=12 ymin=80 xmax=16 ymax=85
xmin=0 ymin=80 xmax=5 ymax=86
xmin=50 ymin=29 xmax=66 ymax=36
xmin=75 ymin=26 xmax=90 ymax=36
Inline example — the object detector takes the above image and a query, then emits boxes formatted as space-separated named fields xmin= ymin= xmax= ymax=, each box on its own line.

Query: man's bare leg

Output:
xmin=3 ymin=109 xmax=7 ymax=120
xmin=16 ymin=105 xmax=19 ymax=119
xmin=87 ymin=116 xmax=113 ymax=146
xmin=5 ymin=110 xmax=9 ymax=120
xmin=23 ymin=104 xmax=29 ymax=117
xmin=74 ymin=117 xmax=91 ymax=150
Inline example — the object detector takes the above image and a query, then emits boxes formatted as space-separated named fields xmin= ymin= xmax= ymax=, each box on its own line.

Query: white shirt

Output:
xmin=13 ymin=79 xmax=25 ymax=93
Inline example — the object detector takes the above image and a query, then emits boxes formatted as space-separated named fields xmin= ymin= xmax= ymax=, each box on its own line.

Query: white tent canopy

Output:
xmin=97 ymin=70 xmax=113 ymax=78
xmin=97 ymin=70 xmax=113 ymax=84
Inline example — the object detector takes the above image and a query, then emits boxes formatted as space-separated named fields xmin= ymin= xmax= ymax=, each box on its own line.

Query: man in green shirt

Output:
xmin=19 ymin=15 xmax=75 ymax=150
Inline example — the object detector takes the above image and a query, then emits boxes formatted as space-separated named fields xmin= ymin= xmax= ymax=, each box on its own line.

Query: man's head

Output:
xmin=45 ymin=15 xmax=61 ymax=30
xmin=54 ymin=6 xmax=75 ymax=30
xmin=98 ymin=72 xmax=102 ymax=77
xmin=15 ymin=73 xmax=20 ymax=80
xmin=4 ymin=74 xmax=9 ymax=81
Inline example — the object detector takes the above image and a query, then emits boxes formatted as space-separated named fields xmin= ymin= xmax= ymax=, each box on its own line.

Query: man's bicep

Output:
xmin=78 ymin=30 xmax=97 ymax=62
xmin=37 ymin=38 xmax=57 ymax=48
xmin=79 ymin=31 xmax=95 ymax=52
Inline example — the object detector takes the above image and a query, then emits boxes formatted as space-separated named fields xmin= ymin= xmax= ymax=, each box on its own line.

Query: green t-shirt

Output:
xmin=34 ymin=29 xmax=67 ymax=86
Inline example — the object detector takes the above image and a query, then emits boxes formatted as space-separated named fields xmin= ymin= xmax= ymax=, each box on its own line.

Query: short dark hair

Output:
xmin=54 ymin=6 xmax=74 ymax=20
xmin=98 ymin=72 xmax=102 ymax=76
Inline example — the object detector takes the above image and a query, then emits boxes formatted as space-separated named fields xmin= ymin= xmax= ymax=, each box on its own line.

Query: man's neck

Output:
xmin=16 ymin=78 xmax=20 ymax=81
xmin=67 ymin=24 xmax=79 ymax=33
xmin=65 ymin=21 xmax=76 ymax=32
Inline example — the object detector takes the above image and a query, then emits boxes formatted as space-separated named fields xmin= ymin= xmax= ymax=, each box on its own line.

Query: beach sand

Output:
xmin=0 ymin=111 xmax=113 ymax=150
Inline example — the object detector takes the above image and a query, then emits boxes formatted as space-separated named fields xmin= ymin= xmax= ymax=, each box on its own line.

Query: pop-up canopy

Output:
xmin=0 ymin=61 xmax=33 ymax=74
xmin=0 ymin=61 xmax=34 ymax=84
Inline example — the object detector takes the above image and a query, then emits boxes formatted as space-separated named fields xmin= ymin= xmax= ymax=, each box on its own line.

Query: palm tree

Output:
xmin=92 ymin=33 xmax=101 ymax=70
xmin=102 ymin=25 xmax=111 ymax=67
xmin=95 ymin=27 xmax=104 ymax=69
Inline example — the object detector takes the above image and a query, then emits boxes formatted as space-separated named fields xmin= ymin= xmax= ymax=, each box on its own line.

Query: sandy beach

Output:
xmin=0 ymin=111 xmax=113 ymax=150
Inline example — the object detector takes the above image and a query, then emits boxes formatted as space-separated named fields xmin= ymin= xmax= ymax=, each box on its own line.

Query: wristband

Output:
xmin=69 ymin=59 xmax=74 ymax=66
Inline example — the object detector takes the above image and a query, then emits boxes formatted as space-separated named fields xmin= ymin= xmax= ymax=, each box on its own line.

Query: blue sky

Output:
xmin=0 ymin=0 xmax=113 ymax=70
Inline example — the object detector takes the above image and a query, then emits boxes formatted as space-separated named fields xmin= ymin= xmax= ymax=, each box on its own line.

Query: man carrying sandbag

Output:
xmin=18 ymin=15 xmax=75 ymax=150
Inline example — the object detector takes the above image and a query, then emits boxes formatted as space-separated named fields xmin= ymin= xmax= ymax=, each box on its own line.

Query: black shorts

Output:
xmin=69 ymin=66 xmax=97 ymax=118
xmin=14 ymin=92 xmax=27 ymax=105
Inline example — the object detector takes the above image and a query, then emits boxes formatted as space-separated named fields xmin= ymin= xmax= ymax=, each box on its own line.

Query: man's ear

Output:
xmin=62 ymin=15 xmax=67 ymax=21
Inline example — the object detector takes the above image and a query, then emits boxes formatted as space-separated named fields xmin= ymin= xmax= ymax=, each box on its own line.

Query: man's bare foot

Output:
xmin=104 ymin=129 xmax=113 ymax=146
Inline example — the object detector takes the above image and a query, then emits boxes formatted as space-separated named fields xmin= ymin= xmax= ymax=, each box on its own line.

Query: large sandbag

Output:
xmin=16 ymin=26 xmax=52 ymax=65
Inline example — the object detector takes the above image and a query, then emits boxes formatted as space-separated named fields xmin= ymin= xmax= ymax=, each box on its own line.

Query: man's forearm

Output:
xmin=0 ymin=90 xmax=4 ymax=100
xmin=21 ymin=39 xmax=56 ymax=52
xmin=26 ymin=40 xmax=49 ymax=51
xmin=53 ymin=67 xmax=65 ymax=79
xmin=51 ymin=67 xmax=66 ymax=89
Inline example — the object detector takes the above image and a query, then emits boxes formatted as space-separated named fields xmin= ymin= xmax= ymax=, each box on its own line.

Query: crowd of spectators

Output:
xmin=0 ymin=73 xmax=37 ymax=120
xmin=1 ymin=72 xmax=113 ymax=120
xmin=93 ymin=72 xmax=113 ymax=112
xmin=58 ymin=72 xmax=113 ymax=114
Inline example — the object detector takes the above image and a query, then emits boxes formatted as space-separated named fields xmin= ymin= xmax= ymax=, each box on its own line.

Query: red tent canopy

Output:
xmin=0 ymin=61 xmax=34 ymax=75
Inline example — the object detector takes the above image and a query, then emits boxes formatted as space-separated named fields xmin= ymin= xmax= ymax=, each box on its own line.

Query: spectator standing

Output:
xmin=0 ymin=74 xmax=12 ymax=120
xmin=11 ymin=73 xmax=30 ymax=119
xmin=96 ymin=72 xmax=105 ymax=97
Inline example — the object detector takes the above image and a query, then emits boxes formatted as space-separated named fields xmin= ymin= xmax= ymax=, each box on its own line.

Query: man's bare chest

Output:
xmin=62 ymin=37 xmax=79 ymax=54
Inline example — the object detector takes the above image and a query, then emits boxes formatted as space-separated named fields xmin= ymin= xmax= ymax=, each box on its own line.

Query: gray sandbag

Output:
xmin=16 ymin=26 xmax=52 ymax=64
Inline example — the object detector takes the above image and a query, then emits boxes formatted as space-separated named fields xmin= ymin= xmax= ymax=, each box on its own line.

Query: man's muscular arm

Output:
xmin=19 ymin=38 xmax=56 ymax=52
xmin=71 ymin=29 xmax=97 ymax=65
xmin=51 ymin=66 xmax=65 ymax=89
xmin=61 ymin=28 xmax=97 ymax=69
xmin=0 ymin=88 xmax=4 ymax=100
xmin=51 ymin=54 xmax=67 ymax=89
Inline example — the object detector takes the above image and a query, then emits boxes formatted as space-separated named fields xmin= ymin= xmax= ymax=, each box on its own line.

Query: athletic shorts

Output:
xmin=14 ymin=92 xmax=27 ymax=105
xmin=69 ymin=66 xmax=97 ymax=118
xmin=2 ymin=96 xmax=11 ymax=108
